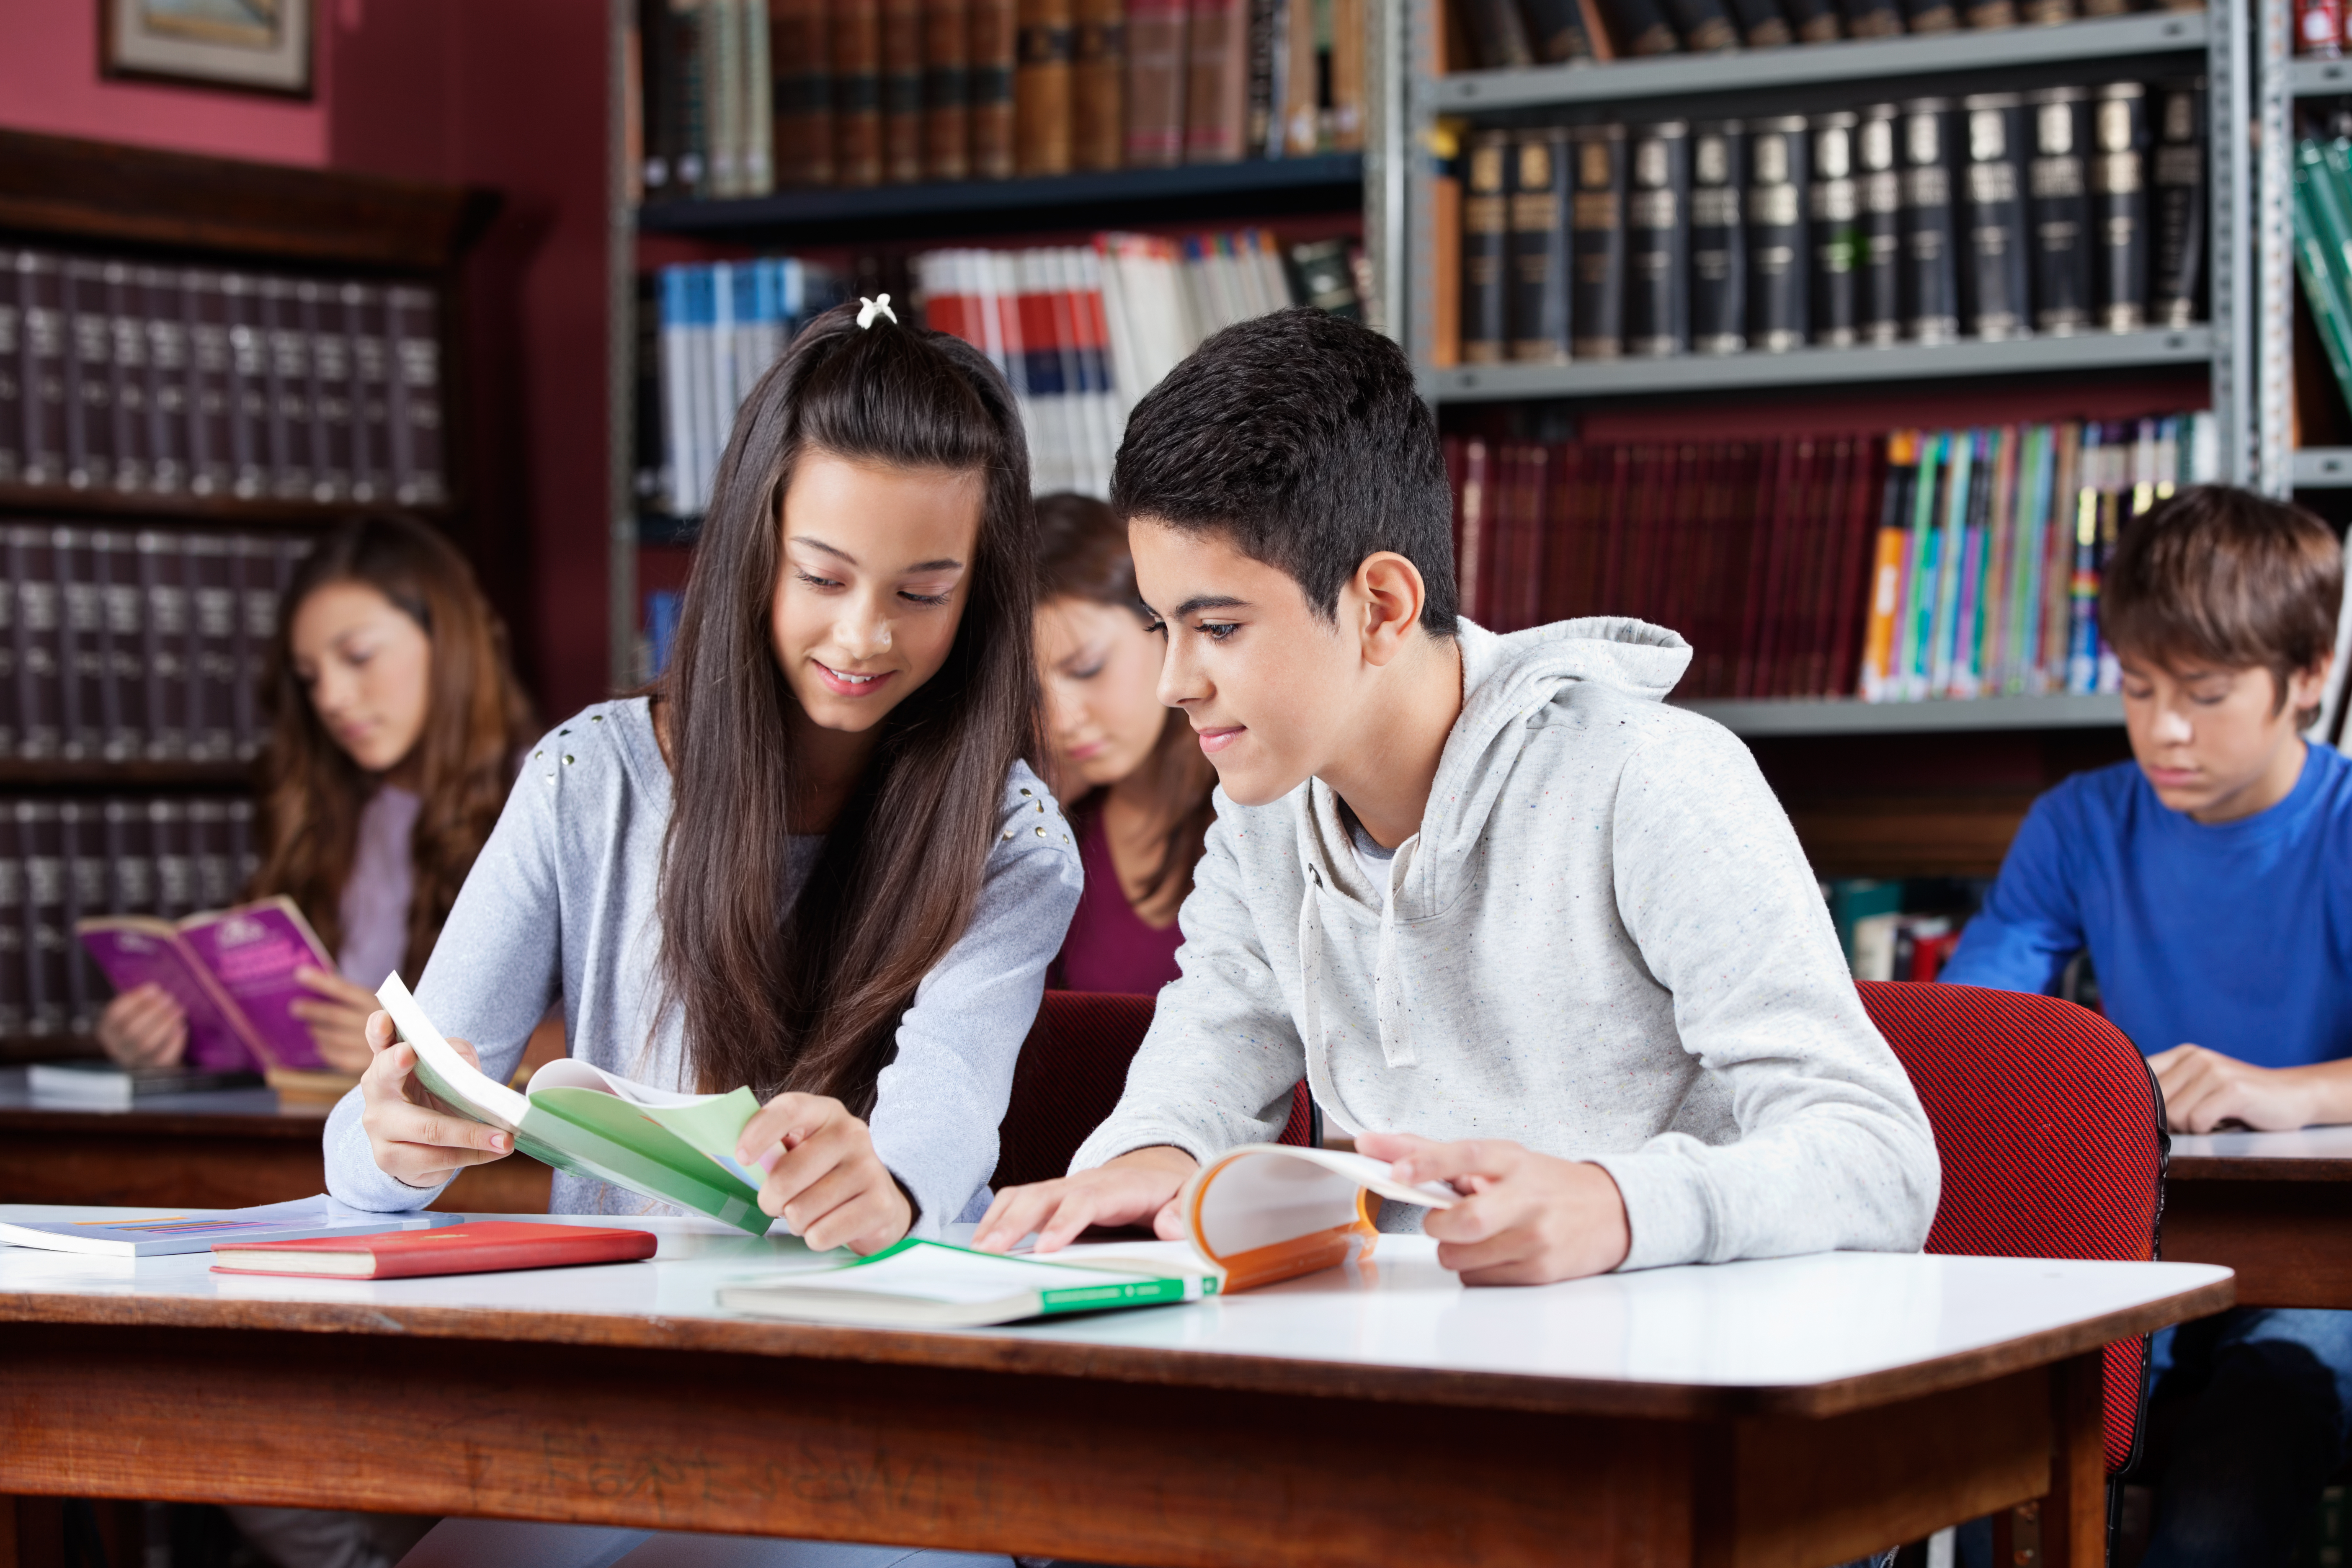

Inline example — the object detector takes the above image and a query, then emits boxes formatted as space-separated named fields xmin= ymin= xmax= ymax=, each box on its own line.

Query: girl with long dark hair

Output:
xmin=1033 ymin=493 xmax=1217 ymax=993
xmin=96 ymin=515 xmax=536 ymax=1072
xmin=328 ymin=302 xmax=1081 ymax=1277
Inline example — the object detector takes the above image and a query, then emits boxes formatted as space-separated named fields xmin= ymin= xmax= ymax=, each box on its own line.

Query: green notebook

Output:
xmin=376 ymin=973 xmax=770 ymax=1235
xmin=718 ymin=1237 xmax=1222 ymax=1328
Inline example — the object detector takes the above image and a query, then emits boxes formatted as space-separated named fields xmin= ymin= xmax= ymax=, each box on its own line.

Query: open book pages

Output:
xmin=0 ymin=1196 xmax=460 ymax=1258
xmin=376 ymin=973 xmax=772 ymax=1236
xmin=718 ymin=1237 xmax=1222 ymax=1329
xmin=1176 ymin=1144 xmax=1459 ymax=1293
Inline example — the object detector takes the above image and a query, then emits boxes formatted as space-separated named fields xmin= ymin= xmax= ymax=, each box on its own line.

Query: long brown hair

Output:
xmin=252 ymin=515 xmax=536 ymax=976
xmin=658 ymin=304 xmax=1040 ymax=1110
xmin=1035 ymin=492 xmax=1215 ymax=908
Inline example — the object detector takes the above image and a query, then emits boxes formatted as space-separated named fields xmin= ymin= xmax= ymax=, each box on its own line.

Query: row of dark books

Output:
xmin=1444 ymin=411 xmax=2213 ymax=701
xmin=635 ymin=0 xmax=1362 ymax=199
xmin=1455 ymin=0 xmax=2196 ymax=69
xmin=1452 ymin=83 xmax=2203 ymax=366
xmin=1 ymin=248 xmax=448 ymax=511
xmin=0 ymin=795 xmax=260 ymax=1040
xmin=2 ymin=525 xmax=306 ymax=766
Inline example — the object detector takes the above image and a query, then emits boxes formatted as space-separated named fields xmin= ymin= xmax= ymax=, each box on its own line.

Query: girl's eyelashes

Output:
xmin=1068 ymin=660 xmax=1105 ymax=680
xmin=794 ymin=569 xmax=844 ymax=591
xmin=899 ymin=588 xmax=954 ymax=606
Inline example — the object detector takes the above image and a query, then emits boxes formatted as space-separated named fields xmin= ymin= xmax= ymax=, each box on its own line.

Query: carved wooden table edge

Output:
xmin=0 ymin=1275 xmax=2236 ymax=1422
xmin=2168 ymin=1155 xmax=2352 ymax=1182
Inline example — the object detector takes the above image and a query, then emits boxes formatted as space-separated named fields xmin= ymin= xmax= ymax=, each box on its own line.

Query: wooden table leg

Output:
xmin=2041 ymin=1350 xmax=2106 ymax=1568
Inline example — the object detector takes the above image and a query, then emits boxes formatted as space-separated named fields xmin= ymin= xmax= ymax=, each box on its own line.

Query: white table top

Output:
xmin=2171 ymin=1124 xmax=2352 ymax=1164
xmin=0 ymin=1206 xmax=2231 ymax=1415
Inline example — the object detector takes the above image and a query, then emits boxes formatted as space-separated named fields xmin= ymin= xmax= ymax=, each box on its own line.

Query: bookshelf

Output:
xmin=1681 ymin=694 xmax=2126 ymax=737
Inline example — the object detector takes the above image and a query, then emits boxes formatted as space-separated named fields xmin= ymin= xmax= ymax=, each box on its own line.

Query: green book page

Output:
xmin=523 ymin=1087 xmax=769 ymax=1235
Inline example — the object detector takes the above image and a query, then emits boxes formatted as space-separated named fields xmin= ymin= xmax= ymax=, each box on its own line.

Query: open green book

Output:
xmin=376 ymin=973 xmax=770 ymax=1235
xmin=718 ymin=1238 xmax=1221 ymax=1328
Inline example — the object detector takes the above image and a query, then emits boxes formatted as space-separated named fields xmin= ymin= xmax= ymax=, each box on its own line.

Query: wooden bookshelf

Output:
xmin=1681 ymin=695 xmax=2125 ymax=738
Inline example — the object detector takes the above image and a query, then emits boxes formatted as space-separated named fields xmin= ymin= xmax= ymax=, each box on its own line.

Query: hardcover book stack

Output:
xmin=0 ymin=795 xmax=260 ymax=1039
xmin=1444 ymin=410 xmax=2214 ymax=703
xmin=2292 ymin=122 xmax=2352 ymax=425
xmin=1452 ymin=0 xmax=2200 ymax=65
xmin=1450 ymin=82 xmax=2206 ymax=366
xmin=0 ymin=524 xmax=306 ymax=767
xmin=637 ymin=0 xmax=1363 ymax=197
xmin=2 ymin=248 xmax=449 ymax=510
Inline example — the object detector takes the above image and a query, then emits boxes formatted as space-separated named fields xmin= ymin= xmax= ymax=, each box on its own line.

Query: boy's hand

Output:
xmin=735 ymin=1093 xmax=912 ymax=1255
xmin=358 ymin=1008 xmax=512 ymax=1189
xmin=970 ymin=1146 xmax=1201 ymax=1254
xmin=2149 ymin=1044 xmax=2352 ymax=1134
xmin=1359 ymin=1130 xmax=1631 ymax=1286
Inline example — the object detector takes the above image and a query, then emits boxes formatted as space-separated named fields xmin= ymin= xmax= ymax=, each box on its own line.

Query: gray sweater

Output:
xmin=1070 ymin=618 xmax=1940 ymax=1269
xmin=323 ymin=698 xmax=1085 ymax=1235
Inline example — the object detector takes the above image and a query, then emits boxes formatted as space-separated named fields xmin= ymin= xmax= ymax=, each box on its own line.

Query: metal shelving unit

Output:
xmin=2293 ymin=446 xmax=2352 ymax=487
xmin=1678 ymin=694 xmax=2125 ymax=736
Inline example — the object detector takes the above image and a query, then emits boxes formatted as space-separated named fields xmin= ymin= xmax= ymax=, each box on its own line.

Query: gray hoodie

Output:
xmin=1070 ymin=617 xmax=1940 ymax=1270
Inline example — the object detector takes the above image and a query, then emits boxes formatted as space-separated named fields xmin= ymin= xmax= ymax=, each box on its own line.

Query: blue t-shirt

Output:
xmin=1940 ymin=743 xmax=2352 ymax=1067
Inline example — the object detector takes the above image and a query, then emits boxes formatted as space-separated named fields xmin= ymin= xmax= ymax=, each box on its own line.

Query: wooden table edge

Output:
xmin=0 ymin=1272 xmax=2236 ymax=1422
xmin=2168 ymin=1155 xmax=2352 ymax=1182
xmin=0 ymin=1106 xmax=329 ymax=1138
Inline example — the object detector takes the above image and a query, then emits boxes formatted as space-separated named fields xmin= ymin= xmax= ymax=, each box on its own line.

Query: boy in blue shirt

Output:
xmin=1942 ymin=485 xmax=2350 ymax=1567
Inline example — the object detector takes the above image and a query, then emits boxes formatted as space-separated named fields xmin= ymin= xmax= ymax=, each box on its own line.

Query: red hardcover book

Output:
xmin=1456 ymin=436 xmax=1491 ymax=624
xmin=210 ymin=1221 xmax=658 ymax=1279
xmin=1767 ymin=438 xmax=1818 ymax=697
xmin=1826 ymin=436 xmax=1887 ymax=698
xmin=1540 ymin=441 xmax=1586 ymax=624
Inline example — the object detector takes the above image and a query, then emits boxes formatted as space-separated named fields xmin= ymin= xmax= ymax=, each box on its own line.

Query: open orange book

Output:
xmin=1173 ymin=1144 xmax=1459 ymax=1292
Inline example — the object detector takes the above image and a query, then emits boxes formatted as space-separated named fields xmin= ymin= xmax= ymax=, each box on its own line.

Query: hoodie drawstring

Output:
xmin=1298 ymin=863 xmax=1419 ymax=1073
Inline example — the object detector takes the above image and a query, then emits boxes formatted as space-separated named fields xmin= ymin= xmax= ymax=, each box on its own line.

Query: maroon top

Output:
xmin=1052 ymin=800 xmax=1186 ymax=996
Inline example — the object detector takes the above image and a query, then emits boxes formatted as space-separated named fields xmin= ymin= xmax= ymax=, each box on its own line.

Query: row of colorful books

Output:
xmin=652 ymin=259 xmax=846 ymax=520
xmin=3 ymin=525 xmax=305 ymax=766
xmin=0 ymin=795 xmax=260 ymax=1041
xmin=1443 ymin=412 xmax=2216 ymax=702
xmin=1442 ymin=83 xmax=2204 ymax=366
xmin=2293 ymin=127 xmax=2352 ymax=427
xmin=1 ymin=247 xmax=448 ymax=510
xmin=1453 ymin=0 xmax=2197 ymax=70
xmin=634 ymin=0 xmax=1364 ymax=200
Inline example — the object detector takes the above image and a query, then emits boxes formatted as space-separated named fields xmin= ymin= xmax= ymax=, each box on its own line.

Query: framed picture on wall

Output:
xmin=101 ymin=0 xmax=314 ymax=98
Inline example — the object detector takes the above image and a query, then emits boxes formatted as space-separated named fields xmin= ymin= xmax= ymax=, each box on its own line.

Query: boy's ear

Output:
xmin=1354 ymin=552 xmax=1427 ymax=668
xmin=2287 ymin=653 xmax=2334 ymax=722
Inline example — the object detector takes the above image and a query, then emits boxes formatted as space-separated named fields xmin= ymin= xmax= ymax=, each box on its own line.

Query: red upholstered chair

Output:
xmin=992 ymin=990 xmax=1316 ymax=1192
xmin=1856 ymin=980 xmax=2168 ymax=1479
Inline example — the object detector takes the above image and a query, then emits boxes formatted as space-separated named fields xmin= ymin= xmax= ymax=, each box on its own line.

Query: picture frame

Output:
xmin=101 ymin=0 xmax=313 ymax=99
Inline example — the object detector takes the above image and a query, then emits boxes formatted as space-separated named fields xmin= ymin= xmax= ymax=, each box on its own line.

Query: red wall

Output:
xmin=0 ymin=0 xmax=614 ymax=722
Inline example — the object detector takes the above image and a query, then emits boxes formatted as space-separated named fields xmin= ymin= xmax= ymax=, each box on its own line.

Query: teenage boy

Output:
xmin=974 ymin=308 xmax=1938 ymax=1283
xmin=1940 ymin=485 xmax=2352 ymax=1568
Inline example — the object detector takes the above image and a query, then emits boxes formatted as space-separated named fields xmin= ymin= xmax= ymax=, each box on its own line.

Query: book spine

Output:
xmin=1661 ymin=0 xmax=1742 ymax=48
xmin=1570 ymin=126 xmax=1628 ymax=358
xmin=1856 ymin=104 xmax=1902 ymax=344
xmin=58 ymin=527 xmax=104 ymax=763
xmin=1245 ymin=0 xmax=1278 ymax=152
xmin=0 ymin=253 xmax=19 ymax=489
xmin=1899 ymin=98 xmax=1960 ymax=343
xmin=183 ymin=271 xmax=230 ymax=499
xmin=235 ymin=535 xmax=276 ymax=763
xmin=388 ymin=286 xmax=447 ymax=508
xmin=137 ymin=532 xmax=188 ymax=760
xmin=883 ymin=0 xmax=926 ymax=181
xmin=1123 ymin=0 xmax=1188 ymax=167
xmin=2302 ymin=0 xmax=2344 ymax=53
xmin=0 ymin=825 xmax=21 ymax=1038
xmin=1597 ymin=0 xmax=1682 ymax=52
xmin=150 ymin=799 xmax=192 ymax=919
xmin=1076 ymin=0 xmax=1127 ymax=169
xmin=62 ymin=258 xmax=114 ymax=494
xmin=340 ymin=284 xmax=384 ymax=505
xmin=21 ymin=802 xmax=65 ymax=1037
xmin=835 ymin=0 xmax=886 ymax=185
xmin=1841 ymin=0 xmax=1905 ymax=35
xmin=1959 ymin=93 xmax=2030 ymax=341
xmin=1745 ymin=115 xmax=1808 ymax=352
xmin=2151 ymin=81 xmax=2205 ymax=328
xmin=1327 ymin=0 xmax=1364 ymax=151
xmin=104 ymin=263 xmax=147 ymax=496
xmin=1183 ymin=0 xmax=1249 ymax=162
xmin=779 ymin=0 xmax=840 ymax=185
xmin=60 ymin=801 xmax=106 ymax=1035
xmin=13 ymin=527 xmax=61 ymax=759
xmin=2092 ymin=84 xmax=2148 ymax=331
xmin=1519 ymin=0 xmax=1599 ymax=59
xmin=1458 ymin=0 xmax=1535 ymax=64
xmin=258 ymin=277 xmax=310 ymax=502
xmin=18 ymin=252 xmax=67 ymax=490
xmin=743 ymin=0 xmax=776 ymax=193
xmin=1779 ymin=0 xmax=1841 ymax=38
xmin=1431 ymin=150 xmax=1463 ymax=365
xmin=1279 ymin=0 xmax=1316 ymax=151
xmin=1462 ymin=129 xmax=1512 ymax=365
xmin=2027 ymin=88 xmax=2092 ymax=336
xmin=1018 ymin=0 xmax=1077 ymax=173
xmin=1507 ymin=128 xmax=1573 ymax=364
xmin=138 ymin=269 xmax=187 ymax=498
xmin=189 ymin=534 xmax=237 ymax=763
xmin=303 ymin=280 xmax=353 ymax=503
xmin=1626 ymin=121 xmax=1690 ymax=356
xmin=1809 ymin=112 xmax=1862 ymax=346
xmin=94 ymin=529 xmax=141 ymax=763
xmin=1690 ymin=121 xmax=1746 ymax=353
xmin=1727 ymin=0 xmax=1792 ymax=45
xmin=1902 ymin=0 xmax=1956 ymax=27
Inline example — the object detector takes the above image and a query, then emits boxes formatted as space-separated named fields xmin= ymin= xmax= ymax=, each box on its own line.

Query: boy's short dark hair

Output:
xmin=1109 ymin=307 xmax=1459 ymax=635
xmin=2102 ymin=485 xmax=2344 ymax=721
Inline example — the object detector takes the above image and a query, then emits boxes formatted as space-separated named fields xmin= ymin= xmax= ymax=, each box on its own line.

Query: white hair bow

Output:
xmin=857 ymin=294 xmax=897 ymax=328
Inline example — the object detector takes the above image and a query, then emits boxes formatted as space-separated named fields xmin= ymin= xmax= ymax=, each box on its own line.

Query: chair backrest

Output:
xmin=993 ymin=990 xmax=1313 ymax=1192
xmin=1856 ymin=980 xmax=2166 ymax=1476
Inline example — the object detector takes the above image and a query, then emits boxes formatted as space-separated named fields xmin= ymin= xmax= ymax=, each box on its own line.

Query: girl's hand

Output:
xmin=357 ymin=1008 xmax=512 ymax=1190
xmin=290 ymin=967 xmax=379 ymax=1075
xmin=2148 ymin=1044 xmax=2352 ymax=1134
xmin=95 ymin=984 xmax=188 ymax=1068
xmin=735 ymin=1093 xmax=914 ymax=1254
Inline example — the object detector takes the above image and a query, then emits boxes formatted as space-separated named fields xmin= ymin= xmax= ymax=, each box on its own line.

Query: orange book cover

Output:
xmin=210 ymin=1222 xmax=658 ymax=1281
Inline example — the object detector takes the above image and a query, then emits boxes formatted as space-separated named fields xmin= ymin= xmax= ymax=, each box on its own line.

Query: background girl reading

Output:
xmin=326 ymin=302 xmax=1083 ymax=1268
xmin=97 ymin=515 xmax=536 ymax=1075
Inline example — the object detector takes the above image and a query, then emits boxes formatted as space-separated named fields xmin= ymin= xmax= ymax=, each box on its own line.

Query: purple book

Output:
xmin=78 ymin=896 xmax=333 ymax=1072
